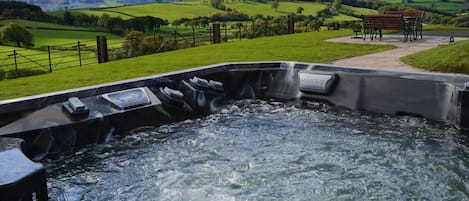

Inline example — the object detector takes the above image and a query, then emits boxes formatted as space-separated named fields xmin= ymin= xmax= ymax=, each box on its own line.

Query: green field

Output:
xmin=326 ymin=14 xmax=360 ymax=22
xmin=341 ymin=5 xmax=379 ymax=15
xmin=30 ymin=29 xmax=122 ymax=47
xmin=222 ymin=1 xmax=326 ymax=17
xmin=47 ymin=1 xmax=377 ymax=23
xmin=0 ymin=19 xmax=123 ymax=48
xmin=0 ymin=24 xmax=124 ymax=78
xmin=47 ymin=9 xmax=133 ymax=19
xmin=0 ymin=43 xmax=98 ymax=79
xmin=384 ymin=0 xmax=467 ymax=13
xmin=401 ymin=39 xmax=469 ymax=74
xmin=0 ymin=19 xmax=90 ymax=31
xmin=0 ymin=30 xmax=394 ymax=100
xmin=104 ymin=2 xmax=221 ymax=22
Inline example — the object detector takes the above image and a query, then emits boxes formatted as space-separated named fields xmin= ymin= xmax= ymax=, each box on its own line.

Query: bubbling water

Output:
xmin=45 ymin=100 xmax=469 ymax=200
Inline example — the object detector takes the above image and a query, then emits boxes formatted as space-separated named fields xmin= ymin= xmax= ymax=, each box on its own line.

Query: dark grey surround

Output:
xmin=1 ymin=61 xmax=469 ymax=200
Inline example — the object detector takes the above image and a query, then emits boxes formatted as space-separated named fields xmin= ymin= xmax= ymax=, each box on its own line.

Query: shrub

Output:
xmin=452 ymin=15 xmax=469 ymax=27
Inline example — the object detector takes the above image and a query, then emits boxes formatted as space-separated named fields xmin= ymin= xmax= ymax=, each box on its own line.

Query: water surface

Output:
xmin=46 ymin=100 xmax=469 ymax=200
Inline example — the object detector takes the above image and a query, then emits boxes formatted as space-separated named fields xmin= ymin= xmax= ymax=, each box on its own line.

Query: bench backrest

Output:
xmin=362 ymin=14 xmax=404 ymax=30
xmin=384 ymin=11 xmax=424 ymax=19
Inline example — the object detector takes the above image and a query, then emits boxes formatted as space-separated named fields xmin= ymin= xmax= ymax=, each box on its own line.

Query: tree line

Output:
xmin=0 ymin=1 xmax=54 ymax=21
xmin=61 ymin=11 xmax=170 ymax=35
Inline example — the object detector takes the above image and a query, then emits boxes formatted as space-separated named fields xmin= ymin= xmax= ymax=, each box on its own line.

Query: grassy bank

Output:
xmin=401 ymin=39 xmax=469 ymax=74
xmin=0 ymin=30 xmax=393 ymax=100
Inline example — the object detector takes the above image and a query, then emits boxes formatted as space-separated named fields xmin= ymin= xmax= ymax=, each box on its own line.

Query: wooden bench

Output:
xmin=384 ymin=11 xmax=425 ymax=40
xmin=361 ymin=14 xmax=413 ymax=42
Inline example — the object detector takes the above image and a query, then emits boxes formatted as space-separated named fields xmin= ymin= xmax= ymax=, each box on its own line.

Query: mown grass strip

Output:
xmin=401 ymin=39 xmax=469 ymax=74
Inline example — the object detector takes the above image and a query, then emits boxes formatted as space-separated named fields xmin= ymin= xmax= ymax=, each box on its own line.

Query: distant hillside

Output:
xmin=16 ymin=0 xmax=171 ymax=11
xmin=47 ymin=1 xmax=372 ymax=22
xmin=19 ymin=0 xmax=469 ymax=13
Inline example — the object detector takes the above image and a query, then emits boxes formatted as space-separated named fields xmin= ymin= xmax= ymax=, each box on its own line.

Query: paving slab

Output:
xmin=327 ymin=34 xmax=468 ymax=72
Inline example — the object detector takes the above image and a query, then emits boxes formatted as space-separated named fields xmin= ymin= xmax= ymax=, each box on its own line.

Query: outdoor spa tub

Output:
xmin=1 ymin=62 xmax=469 ymax=200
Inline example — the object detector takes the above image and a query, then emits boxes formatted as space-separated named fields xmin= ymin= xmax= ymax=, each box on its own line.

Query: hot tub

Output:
xmin=1 ymin=62 xmax=469 ymax=200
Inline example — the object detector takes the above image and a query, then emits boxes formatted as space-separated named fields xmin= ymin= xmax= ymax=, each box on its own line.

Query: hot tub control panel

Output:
xmin=101 ymin=87 xmax=151 ymax=110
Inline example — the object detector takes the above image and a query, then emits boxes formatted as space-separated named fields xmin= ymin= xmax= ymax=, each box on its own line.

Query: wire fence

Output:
xmin=0 ymin=41 xmax=99 ymax=80
xmin=104 ymin=25 xmax=247 ymax=61
xmin=0 ymin=25 xmax=232 ymax=80
xmin=0 ymin=17 xmax=331 ymax=81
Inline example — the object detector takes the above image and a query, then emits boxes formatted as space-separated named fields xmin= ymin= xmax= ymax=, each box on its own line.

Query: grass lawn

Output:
xmin=423 ymin=24 xmax=469 ymax=31
xmin=401 ymin=39 xmax=469 ymax=74
xmin=0 ymin=30 xmax=394 ymax=100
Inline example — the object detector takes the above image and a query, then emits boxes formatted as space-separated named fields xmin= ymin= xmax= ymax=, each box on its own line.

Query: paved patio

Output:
xmin=327 ymin=34 xmax=468 ymax=72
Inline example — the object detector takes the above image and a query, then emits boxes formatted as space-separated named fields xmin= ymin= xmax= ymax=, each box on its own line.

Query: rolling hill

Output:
xmin=18 ymin=0 xmax=157 ymax=11
xmin=47 ymin=1 xmax=372 ymax=23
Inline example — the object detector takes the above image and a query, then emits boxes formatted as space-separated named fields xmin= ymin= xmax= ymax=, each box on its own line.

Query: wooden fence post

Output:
xmin=192 ymin=26 xmax=196 ymax=47
xmin=223 ymin=24 xmax=227 ymax=42
xmin=212 ymin=23 xmax=221 ymax=44
xmin=288 ymin=14 xmax=295 ymax=34
xmin=77 ymin=41 xmax=82 ymax=67
xmin=96 ymin=36 xmax=109 ymax=63
xmin=8 ymin=50 xmax=18 ymax=78
xmin=47 ymin=46 xmax=52 ymax=72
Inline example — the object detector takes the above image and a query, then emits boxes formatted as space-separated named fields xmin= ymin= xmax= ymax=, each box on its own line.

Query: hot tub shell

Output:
xmin=1 ymin=62 xmax=469 ymax=200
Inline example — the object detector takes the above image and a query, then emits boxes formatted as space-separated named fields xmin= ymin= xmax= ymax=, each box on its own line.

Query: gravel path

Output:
xmin=327 ymin=34 xmax=468 ymax=72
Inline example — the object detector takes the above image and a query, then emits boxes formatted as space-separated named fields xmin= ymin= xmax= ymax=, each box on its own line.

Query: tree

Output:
xmin=122 ymin=31 xmax=145 ymax=57
xmin=402 ymin=0 xmax=413 ymax=4
xmin=63 ymin=11 xmax=74 ymax=25
xmin=332 ymin=0 xmax=342 ymax=9
xmin=143 ymin=16 xmax=168 ymax=31
xmin=0 ymin=23 xmax=34 ymax=47
xmin=297 ymin=6 xmax=304 ymax=14
xmin=272 ymin=0 xmax=279 ymax=12
xmin=127 ymin=17 xmax=147 ymax=32
xmin=99 ymin=13 xmax=111 ymax=28
xmin=210 ymin=0 xmax=223 ymax=9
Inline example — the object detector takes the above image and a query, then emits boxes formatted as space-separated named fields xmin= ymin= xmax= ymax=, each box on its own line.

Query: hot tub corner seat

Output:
xmin=0 ymin=137 xmax=47 ymax=201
